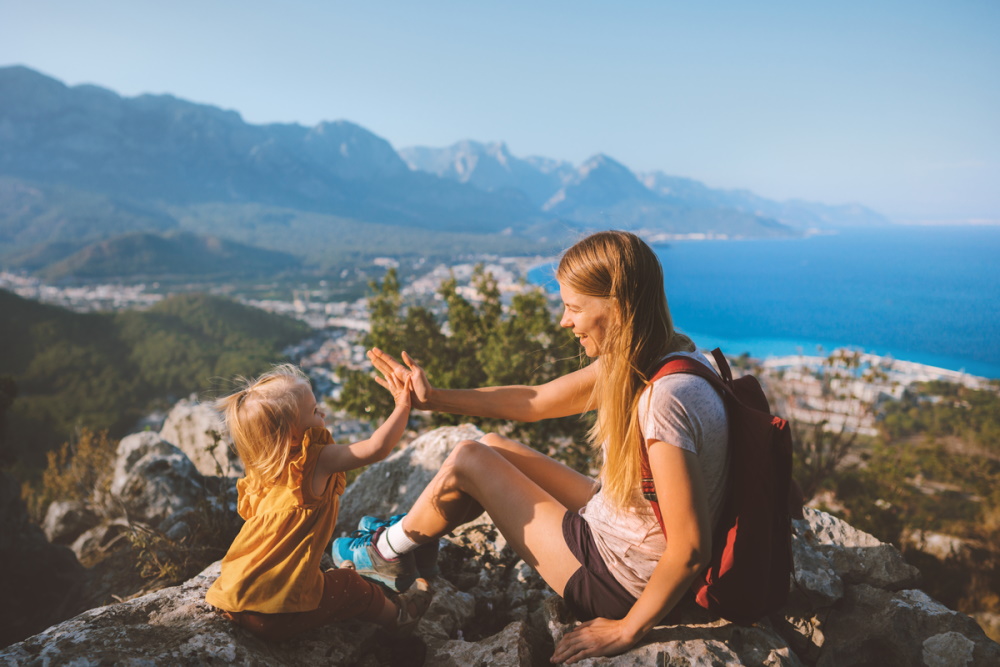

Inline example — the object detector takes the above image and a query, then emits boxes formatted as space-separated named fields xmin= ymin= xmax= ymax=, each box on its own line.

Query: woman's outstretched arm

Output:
xmin=550 ymin=441 xmax=712 ymax=664
xmin=367 ymin=348 xmax=599 ymax=422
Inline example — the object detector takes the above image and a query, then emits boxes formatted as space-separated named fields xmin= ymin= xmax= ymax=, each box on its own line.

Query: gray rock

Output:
xmin=425 ymin=620 xmax=535 ymax=666
xmin=5 ymin=425 xmax=999 ymax=666
xmin=815 ymin=585 xmax=1000 ymax=666
xmin=159 ymin=397 xmax=242 ymax=478
xmin=790 ymin=524 xmax=844 ymax=607
xmin=414 ymin=576 xmax=476 ymax=641
xmin=0 ymin=562 xmax=385 ymax=666
xmin=41 ymin=499 xmax=99 ymax=545
xmin=336 ymin=423 xmax=485 ymax=535
xmin=907 ymin=528 xmax=973 ymax=561
xmin=70 ymin=518 xmax=130 ymax=564
xmin=545 ymin=595 xmax=803 ymax=666
xmin=108 ymin=432 xmax=205 ymax=527
xmin=793 ymin=507 xmax=921 ymax=591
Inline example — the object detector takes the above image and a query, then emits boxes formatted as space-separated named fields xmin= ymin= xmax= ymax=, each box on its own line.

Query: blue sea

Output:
xmin=528 ymin=226 xmax=1000 ymax=379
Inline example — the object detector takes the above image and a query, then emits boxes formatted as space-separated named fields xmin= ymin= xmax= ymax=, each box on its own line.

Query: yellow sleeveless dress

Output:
xmin=206 ymin=427 xmax=346 ymax=613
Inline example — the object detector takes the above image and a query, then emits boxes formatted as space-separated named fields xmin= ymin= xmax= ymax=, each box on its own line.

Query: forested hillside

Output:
xmin=0 ymin=289 xmax=310 ymax=473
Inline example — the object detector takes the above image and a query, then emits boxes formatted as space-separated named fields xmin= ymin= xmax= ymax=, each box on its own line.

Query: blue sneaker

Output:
xmin=331 ymin=525 xmax=417 ymax=593
xmin=358 ymin=514 xmax=406 ymax=533
xmin=357 ymin=514 xmax=440 ymax=579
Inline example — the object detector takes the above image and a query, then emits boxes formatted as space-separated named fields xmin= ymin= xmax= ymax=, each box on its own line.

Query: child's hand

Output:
xmin=368 ymin=348 xmax=433 ymax=409
xmin=376 ymin=365 xmax=412 ymax=410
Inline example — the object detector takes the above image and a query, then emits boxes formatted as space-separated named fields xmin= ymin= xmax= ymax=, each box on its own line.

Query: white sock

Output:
xmin=377 ymin=521 xmax=419 ymax=558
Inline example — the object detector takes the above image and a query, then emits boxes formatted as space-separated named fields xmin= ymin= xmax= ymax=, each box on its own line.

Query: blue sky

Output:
xmin=1 ymin=0 xmax=998 ymax=222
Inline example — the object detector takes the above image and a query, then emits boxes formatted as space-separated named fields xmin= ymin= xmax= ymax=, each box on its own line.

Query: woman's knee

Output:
xmin=446 ymin=439 xmax=497 ymax=480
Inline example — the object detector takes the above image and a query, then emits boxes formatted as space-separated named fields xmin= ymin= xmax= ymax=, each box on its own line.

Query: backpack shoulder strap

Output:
xmin=640 ymin=349 xmax=731 ymax=513
xmin=649 ymin=349 xmax=733 ymax=397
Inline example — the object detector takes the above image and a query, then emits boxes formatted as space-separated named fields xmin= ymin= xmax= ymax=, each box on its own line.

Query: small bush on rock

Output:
xmin=21 ymin=428 xmax=115 ymax=523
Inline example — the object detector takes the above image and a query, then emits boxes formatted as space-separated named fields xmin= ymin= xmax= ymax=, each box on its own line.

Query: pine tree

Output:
xmin=336 ymin=267 xmax=595 ymax=472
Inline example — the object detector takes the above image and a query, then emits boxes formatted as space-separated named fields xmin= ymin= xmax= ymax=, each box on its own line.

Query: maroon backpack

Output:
xmin=638 ymin=348 xmax=800 ymax=625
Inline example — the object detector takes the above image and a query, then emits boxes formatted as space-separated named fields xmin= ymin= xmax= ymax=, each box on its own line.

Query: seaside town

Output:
xmin=2 ymin=262 xmax=994 ymax=443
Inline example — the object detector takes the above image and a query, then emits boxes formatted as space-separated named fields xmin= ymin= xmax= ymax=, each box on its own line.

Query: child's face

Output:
xmin=292 ymin=387 xmax=326 ymax=443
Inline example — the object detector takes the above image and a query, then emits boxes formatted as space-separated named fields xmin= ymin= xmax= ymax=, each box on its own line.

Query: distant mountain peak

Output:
xmin=577 ymin=153 xmax=634 ymax=178
xmin=541 ymin=153 xmax=654 ymax=213
xmin=0 ymin=64 xmax=890 ymax=256
xmin=398 ymin=139 xmax=563 ymax=206
xmin=0 ymin=66 xmax=534 ymax=234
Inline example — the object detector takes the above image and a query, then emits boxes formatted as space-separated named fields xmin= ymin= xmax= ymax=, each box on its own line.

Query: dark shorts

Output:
xmin=561 ymin=511 xmax=638 ymax=621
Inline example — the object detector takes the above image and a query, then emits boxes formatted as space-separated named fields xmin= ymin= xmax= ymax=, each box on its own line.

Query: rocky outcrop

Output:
xmin=39 ymin=424 xmax=238 ymax=569
xmin=4 ymin=425 xmax=999 ymax=665
xmin=0 ymin=562 xmax=389 ymax=666
xmin=336 ymin=423 xmax=485 ymax=533
xmin=41 ymin=499 xmax=99 ymax=545
xmin=107 ymin=432 xmax=208 ymax=526
xmin=158 ymin=397 xmax=242 ymax=478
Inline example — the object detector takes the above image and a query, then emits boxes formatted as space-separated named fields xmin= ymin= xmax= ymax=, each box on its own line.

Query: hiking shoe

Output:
xmin=357 ymin=514 xmax=440 ymax=579
xmin=392 ymin=577 xmax=433 ymax=636
xmin=358 ymin=514 xmax=405 ymax=533
xmin=331 ymin=526 xmax=417 ymax=593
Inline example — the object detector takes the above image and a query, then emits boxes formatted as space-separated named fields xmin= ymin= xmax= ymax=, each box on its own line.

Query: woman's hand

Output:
xmin=368 ymin=348 xmax=433 ymax=409
xmin=550 ymin=617 xmax=639 ymax=664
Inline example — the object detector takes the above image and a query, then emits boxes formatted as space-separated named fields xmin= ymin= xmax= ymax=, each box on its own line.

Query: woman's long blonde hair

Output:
xmin=557 ymin=230 xmax=694 ymax=509
xmin=216 ymin=364 xmax=313 ymax=488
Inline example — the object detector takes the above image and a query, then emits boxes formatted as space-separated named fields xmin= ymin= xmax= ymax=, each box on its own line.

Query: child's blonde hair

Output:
xmin=216 ymin=364 xmax=313 ymax=487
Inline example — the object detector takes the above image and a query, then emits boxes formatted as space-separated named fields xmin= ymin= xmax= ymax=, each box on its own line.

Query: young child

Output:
xmin=205 ymin=363 xmax=430 ymax=641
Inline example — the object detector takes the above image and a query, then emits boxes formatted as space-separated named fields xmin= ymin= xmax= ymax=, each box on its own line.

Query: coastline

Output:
xmin=525 ymin=227 xmax=1000 ymax=382
xmin=684 ymin=330 xmax=999 ymax=384
xmin=5 ymin=233 xmax=998 ymax=383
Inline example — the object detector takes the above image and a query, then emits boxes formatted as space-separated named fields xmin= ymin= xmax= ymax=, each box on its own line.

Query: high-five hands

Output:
xmin=367 ymin=348 xmax=433 ymax=409
xmin=374 ymin=360 xmax=412 ymax=410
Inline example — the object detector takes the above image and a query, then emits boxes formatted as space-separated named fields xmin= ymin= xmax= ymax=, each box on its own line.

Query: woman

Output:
xmin=335 ymin=230 xmax=729 ymax=663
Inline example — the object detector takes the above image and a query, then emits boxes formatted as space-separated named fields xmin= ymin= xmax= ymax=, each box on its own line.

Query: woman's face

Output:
xmin=559 ymin=282 xmax=615 ymax=358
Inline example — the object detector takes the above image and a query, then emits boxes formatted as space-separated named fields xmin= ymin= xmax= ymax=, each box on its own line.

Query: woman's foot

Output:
xmin=358 ymin=514 xmax=441 ymax=578
xmin=331 ymin=526 xmax=418 ymax=593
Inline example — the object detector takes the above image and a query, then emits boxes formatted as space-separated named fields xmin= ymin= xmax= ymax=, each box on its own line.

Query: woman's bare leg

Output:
xmin=400 ymin=439 xmax=585 ymax=595
xmin=479 ymin=433 xmax=597 ymax=512
xmin=430 ymin=433 xmax=597 ymax=528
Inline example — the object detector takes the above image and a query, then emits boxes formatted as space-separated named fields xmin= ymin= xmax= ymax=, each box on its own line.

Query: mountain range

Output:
xmin=0 ymin=65 xmax=889 ymax=281
xmin=399 ymin=141 xmax=888 ymax=233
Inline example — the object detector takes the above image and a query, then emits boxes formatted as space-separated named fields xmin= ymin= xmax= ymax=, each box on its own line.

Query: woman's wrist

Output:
xmin=419 ymin=386 xmax=439 ymax=410
xmin=619 ymin=614 xmax=651 ymax=645
xmin=622 ymin=625 xmax=645 ymax=646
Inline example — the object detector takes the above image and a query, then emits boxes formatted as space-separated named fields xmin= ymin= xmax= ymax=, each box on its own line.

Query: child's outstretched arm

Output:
xmin=314 ymin=370 xmax=412 ymax=476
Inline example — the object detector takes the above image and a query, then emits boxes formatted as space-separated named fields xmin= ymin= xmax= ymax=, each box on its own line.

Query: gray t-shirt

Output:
xmin=579 ymin=351 xmax=729 ymax=599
